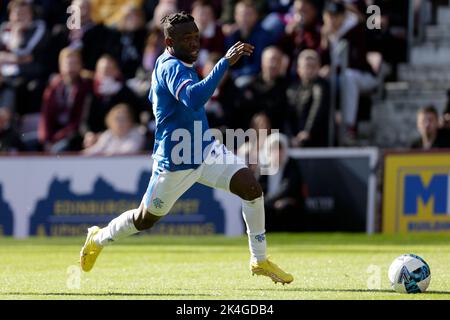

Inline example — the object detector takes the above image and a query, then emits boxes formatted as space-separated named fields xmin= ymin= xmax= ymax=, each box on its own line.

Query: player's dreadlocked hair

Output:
xmin=161 ymin=11 xmax=195 ymax=38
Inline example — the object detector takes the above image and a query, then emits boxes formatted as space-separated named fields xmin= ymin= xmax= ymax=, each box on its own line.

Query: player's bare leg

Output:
xmin=229 ymin=168 xmax=293 ymax=284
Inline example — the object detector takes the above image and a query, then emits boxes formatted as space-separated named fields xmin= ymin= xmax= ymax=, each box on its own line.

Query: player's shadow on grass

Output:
xmin=2 ymin=292 xmax=212 ymax=297
xmin=247 ymin=288 xmax=450 ymax=295
xmin=247 ymin=288 xmax=392 ymax=294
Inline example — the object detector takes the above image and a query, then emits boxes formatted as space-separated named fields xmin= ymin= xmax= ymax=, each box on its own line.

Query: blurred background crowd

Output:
xmin=2 ymin=0 xmax=449 ymax=157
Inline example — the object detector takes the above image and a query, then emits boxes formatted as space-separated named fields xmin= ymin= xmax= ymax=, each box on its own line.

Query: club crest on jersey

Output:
xmin=153 ymin=197 xmax=164 ymax=209
xmin=255 ymin=234 xmax=266 ymax=243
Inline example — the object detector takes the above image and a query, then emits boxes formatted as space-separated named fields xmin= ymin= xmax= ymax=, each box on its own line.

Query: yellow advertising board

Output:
xmin=383 ymin=152 xmax=450 ymax=234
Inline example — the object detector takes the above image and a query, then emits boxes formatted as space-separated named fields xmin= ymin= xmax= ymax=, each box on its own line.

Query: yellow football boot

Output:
xmin=251 ymin=258 xmax=294 ymax=285
xmin=80 ymin=226 xmax=103 ymax=272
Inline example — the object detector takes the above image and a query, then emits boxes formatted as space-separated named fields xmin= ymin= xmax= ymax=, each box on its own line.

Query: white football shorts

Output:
xmin=142 ymin=140 xmax=247 ymax=216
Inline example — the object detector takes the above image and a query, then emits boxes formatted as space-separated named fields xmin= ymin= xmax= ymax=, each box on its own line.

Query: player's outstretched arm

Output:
xmin=177 ymin=42 xmax=254 ymax=110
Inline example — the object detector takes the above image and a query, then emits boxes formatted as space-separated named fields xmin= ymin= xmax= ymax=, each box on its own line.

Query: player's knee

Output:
xmin=230 ymin=168 xmax=263 ymax=201
xmin=134 ymin=207 xmax=163 ymax=231
xmin=137 ymin=213 xmax=161 ymax=231
xmin=240 ymin=183 xmax=263 ymax=201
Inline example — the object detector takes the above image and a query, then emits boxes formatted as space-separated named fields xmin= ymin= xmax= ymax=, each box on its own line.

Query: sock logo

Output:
xmin=153 ymin=197 xmax=164 ymax=209
xmin=255 ymin=233 xmax=266 ymax=243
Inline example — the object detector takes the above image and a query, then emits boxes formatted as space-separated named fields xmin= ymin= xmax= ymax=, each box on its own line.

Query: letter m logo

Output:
xmin=404 ymin=174 xmax=449 ymax=215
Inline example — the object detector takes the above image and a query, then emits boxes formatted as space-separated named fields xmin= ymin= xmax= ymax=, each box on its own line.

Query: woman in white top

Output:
xmin=83 ymin=103 xmax=144 ymax=155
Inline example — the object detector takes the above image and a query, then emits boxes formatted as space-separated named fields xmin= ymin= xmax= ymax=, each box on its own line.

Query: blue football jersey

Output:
xmin=149 ymin=50 xmax=228 ymax=171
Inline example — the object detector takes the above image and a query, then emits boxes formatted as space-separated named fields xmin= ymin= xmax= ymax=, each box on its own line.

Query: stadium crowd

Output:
xmin=0 ymin=0 xmax=427 ymax=155
xmin=0 ymin=0 xmax=449 ymax=232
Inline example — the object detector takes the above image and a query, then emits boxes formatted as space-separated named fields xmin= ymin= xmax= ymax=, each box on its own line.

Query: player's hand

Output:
xmin=225 ymin=41 xmax=254 ymax=66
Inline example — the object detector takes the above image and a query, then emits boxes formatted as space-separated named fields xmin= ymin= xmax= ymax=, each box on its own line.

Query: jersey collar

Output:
xmin=166 ymin=49 xmax=194 ymax=68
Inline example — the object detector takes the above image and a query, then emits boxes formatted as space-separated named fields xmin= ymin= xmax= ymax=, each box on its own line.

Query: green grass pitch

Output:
xmin=0 ymin=233 xmax=449 ymax=300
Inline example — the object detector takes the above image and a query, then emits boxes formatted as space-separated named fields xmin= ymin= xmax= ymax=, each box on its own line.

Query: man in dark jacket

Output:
xmin=224 ymin=0 xmax=275 ymax=87
xmin=443 ymin=89 xmax=450 ymax=129
xmin=243 ymin=46 xmax=288 ymax=131
xmin=50 ymin=0 xmax=120 ymax=72
xmin=287 ymin=49 xmax=330 ymax=147
xmin=410 ymin=106 xmax=450 ymax=149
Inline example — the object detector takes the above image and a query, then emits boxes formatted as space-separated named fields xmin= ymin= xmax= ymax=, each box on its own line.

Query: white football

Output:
xmin=388 ymin=254 xmax=431 ymax=294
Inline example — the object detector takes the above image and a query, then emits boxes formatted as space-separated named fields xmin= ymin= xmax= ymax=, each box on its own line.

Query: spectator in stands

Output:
xmin=38 ymin=48 xmax=92 ymax=153
xmin=142 ymin=0 xmax=158 ymax=21
xmin=225 ymin=0 xmax=275 ymax=87
xmin=116 ymin=5 xmax=147 ymax=80
xmin=287 ymin=49 xmax=330 ymax=147
xmin=411 ymin=106 xmax=450 ymax=149
xmin=200 ymin=52 xmax=242 ymax=130
xmin=148 ymin=0 xmax=178 ymax=30
xmin=141 ymin=29 xmax=166 ymax=76
xmin=258 ymin=132 xmax=303 ymax=232
xmin=128 ymin=0 xmax=176 ymax=96
xmin=127 ymin=28 xmax=165 ymax=100
xmin=137 ymin=0 xmax=177 ymax=100
xmin=141 ymin=1 xmax=177 ymax=80
xmin=0 ymin=0 xmax=49 ymax=115
xmin=191 ymin=0 xmax=225 ymax=70
xmin=242 ymin=46 xmax=289 ymax=130
xmin=220 ymin=0 xmax=268 ymax=33
xmin=127 ymin=6 xmax=177 ymax=120
xmin=280 ymin=0 xmax=323 ymax=75
xmin=320 ymin=1 xmax=378 ymax=142
xmin=33 ymin=0 xmax=72 ymax=30
xmin=341 ymin=0 xmax=367 ymax=22
xmin=51 ymin=0 xmax=120 ymax=72
xmin=126 ymin=2 xmax=173 ymax=148
xmin=443 ymin=110 xmax=450 ymax=130
xmin=89 ymin=0 xmax=143 ymax=28
xmin=0 ymin=106 xmax=24 ymax=152
xmin=267 ymin=0 xmax=296 ymax=14
xmin=443 ymin=90 xmax=450 ymax=129
xmin=82 ymin=55 xmax=143 ymax=149
xmin=367 ymin=0 xmax=408 ymax=79
xmin=221 ymin=0 xmax=287 ymax=39
xmin=178 ymin=0 xmax=222 ymax=17
xmin=83 ymin=103 xmax=144 ymax=155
